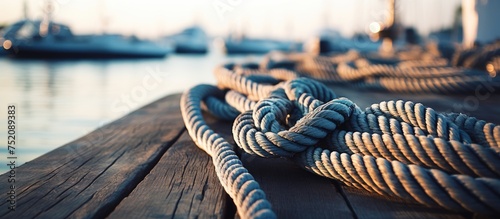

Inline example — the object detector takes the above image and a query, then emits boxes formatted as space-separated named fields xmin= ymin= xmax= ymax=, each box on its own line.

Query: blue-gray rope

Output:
xmin=181 ymin=62 xmax=500 ymax=218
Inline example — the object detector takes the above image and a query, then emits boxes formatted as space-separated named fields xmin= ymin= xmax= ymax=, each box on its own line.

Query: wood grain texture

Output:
xmin=108 ymin=131 xmax=228 ymax=219
xmin=339 ymin=185 xmax=468 ymax=219
xmin=0 ymin=94 xmax=185 ymax=218
xmin=241 ymin=154 xmax=354 ymax=219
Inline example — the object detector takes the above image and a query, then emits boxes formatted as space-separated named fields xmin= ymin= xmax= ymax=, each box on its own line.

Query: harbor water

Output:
xmin=0 ymin=51 xmax=262 ymax=173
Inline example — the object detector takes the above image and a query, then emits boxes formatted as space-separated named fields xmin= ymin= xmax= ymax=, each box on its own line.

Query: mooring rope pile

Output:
xmin=181 ymin=58 xmax=500 ymax=218
xmin=451 ymin=42 xmax=500 ymax=71
xmin=259 ymin=47 xmax=500 ymax=94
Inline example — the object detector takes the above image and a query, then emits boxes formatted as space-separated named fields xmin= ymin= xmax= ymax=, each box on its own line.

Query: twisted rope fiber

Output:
xmin=181 ymin=85 xmax=276 ymax=219
xmin=267 ymin=51 xmax=500 ymax=94
xmin=452 ymin=42 xmax=500 ymax=70
xmin=181 ymin=63 xmax=500 ymax=218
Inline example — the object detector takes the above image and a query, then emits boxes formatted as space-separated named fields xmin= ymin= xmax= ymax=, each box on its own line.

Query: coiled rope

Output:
xmin=181 ymin=57 xmax=500 ymax=218
xmin=260 ymin=49 xmax=500 ymax=94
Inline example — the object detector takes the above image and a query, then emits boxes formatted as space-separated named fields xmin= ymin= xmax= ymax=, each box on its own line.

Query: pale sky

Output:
xmin=0 ymin=0 xmax=461 ymax=40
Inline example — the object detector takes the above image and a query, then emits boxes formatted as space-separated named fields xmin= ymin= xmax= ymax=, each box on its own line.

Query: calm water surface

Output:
xmin=0 ymin=51 xmax=262 ymax=173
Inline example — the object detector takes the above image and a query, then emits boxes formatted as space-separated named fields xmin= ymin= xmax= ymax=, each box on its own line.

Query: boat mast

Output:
xmin=461 ymin=0 xmax=477 ymax=48
xmin=99 ymin=0 xmax=110 ymax=34
xmin=322 ymin=0 xmax=331 ymax=28
xmin=23 ymin=0 xmax=29 ymax=20
xmin=380 ymin=0 xmax=396 ymax=53
xmin=39 ymin=0 xmax=54 ymax=37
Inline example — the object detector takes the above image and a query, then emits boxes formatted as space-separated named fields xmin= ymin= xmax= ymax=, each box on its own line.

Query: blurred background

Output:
xmin=0 ymin=0 xmax=496 ymax=173
xmin=0 ymin=0 xmax=461 ymax=40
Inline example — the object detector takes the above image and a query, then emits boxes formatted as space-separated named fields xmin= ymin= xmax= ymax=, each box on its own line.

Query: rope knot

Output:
xmin=233 ymin=95 xmax=360 ymax=158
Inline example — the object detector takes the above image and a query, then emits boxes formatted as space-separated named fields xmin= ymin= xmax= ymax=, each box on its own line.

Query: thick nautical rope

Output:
xmin=181 ymin=64 xmax=500 ymax=218
xmin=181 ymin=85 xmax=275 ymax=219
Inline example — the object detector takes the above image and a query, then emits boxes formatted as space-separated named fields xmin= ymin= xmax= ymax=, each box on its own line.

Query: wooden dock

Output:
xmin=1 ymin=85 xmax=499 ymax=218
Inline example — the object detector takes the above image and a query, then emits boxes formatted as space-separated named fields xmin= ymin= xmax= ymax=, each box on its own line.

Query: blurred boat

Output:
xmin=305 ymin=28 xmax=381 ymax=55
xmin=3 ymin=20 xmax=173 ymax=59
xmin=164 ymin=26 xmax=208 ymax=54
xmin=0 ymin=26 xmax=8 ymax=56
xmin=0 ymin=48 xmax=6 ymax=56
xmin=223 ymin=37 xmax=299 ymax=55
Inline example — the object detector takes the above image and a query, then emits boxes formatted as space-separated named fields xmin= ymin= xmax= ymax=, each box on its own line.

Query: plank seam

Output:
xmin=94 ymin=128 xmax=186 ymax=219
xmin=223 ymin=194 xmax=237 ymax=219
xmin=332 ymin=181 xmax=359 ymax=219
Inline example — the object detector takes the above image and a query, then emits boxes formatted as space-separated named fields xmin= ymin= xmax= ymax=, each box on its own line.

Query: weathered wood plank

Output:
xmin=338 ymin=185 xmax=468 ymax=219
xmin=241 ymin=154 xmax=354 ymax=218
xmin=0 ymin=94 xmax=186 ymax=218
xmin=108 ymin=132 xmax=228 ymax=218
